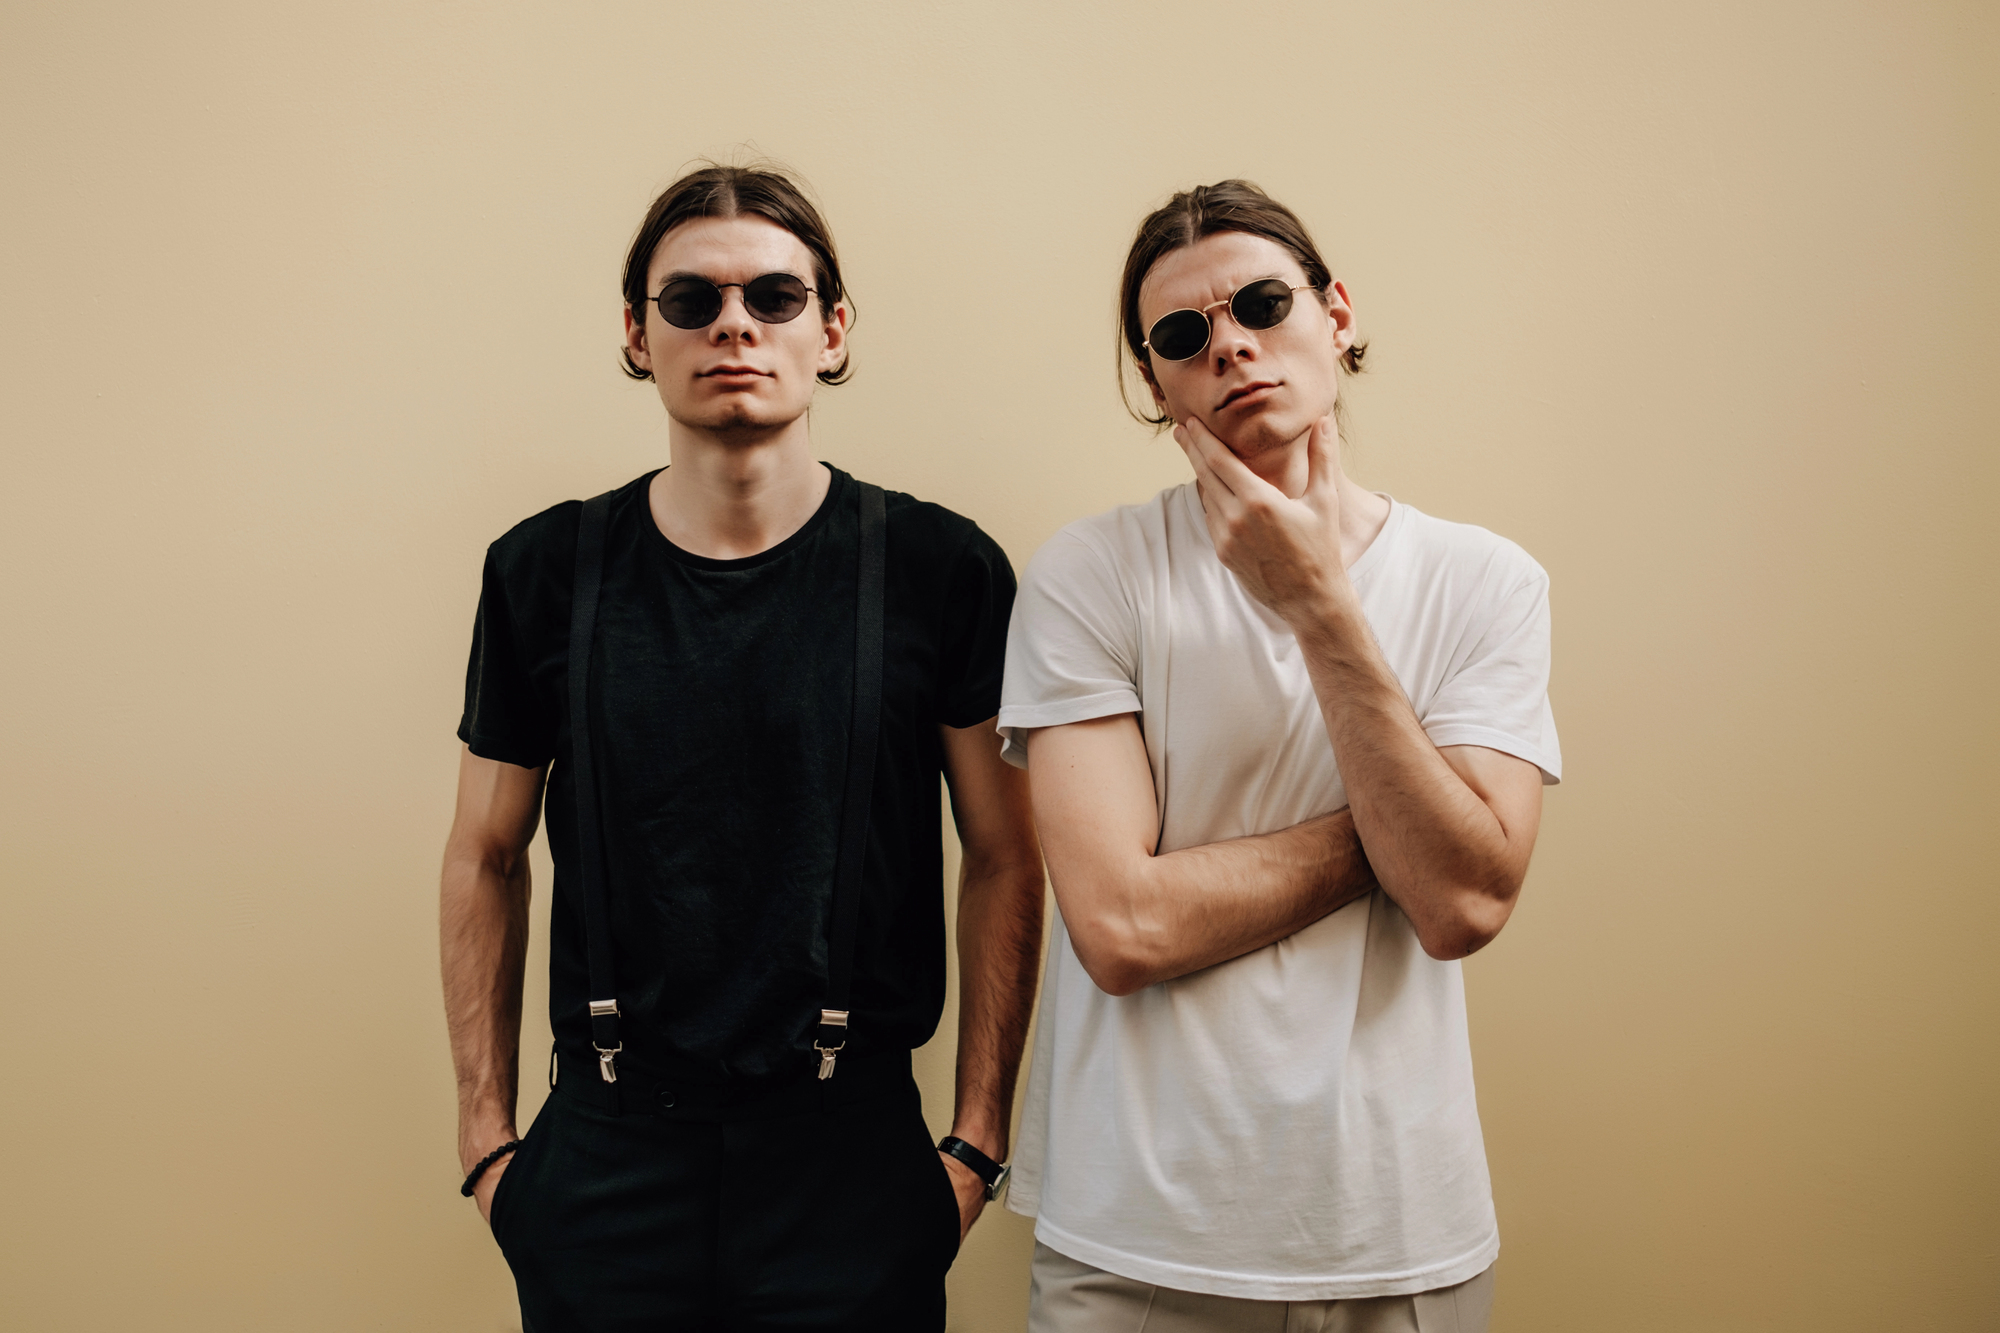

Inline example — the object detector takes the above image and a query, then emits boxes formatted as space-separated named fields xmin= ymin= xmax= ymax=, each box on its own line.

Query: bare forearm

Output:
xmin=949 ymin=855 xmax=1045 ymax=1158
xmin=1292 ymin=594 xmax=1524 ymax=956
xmin=1097 ymin=809 xmax=1375 ymax=993
xmin=1030 ymin=716 xmax=1377 ymax=996
xmin=440 ymin=849 xmax=531 ymax=1170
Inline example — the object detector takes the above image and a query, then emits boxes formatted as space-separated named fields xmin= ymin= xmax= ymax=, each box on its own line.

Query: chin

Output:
xmin=675 ymin=397 xmax=782 ymax=433
xmin=1215 ymin=418 xmax=1298 ymax=462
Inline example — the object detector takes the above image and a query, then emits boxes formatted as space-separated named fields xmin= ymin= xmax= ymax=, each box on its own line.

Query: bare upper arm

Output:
xmin=1022 ymin=714 xmax=1158 ymax=906
xmin=938 ymin=717 xmax=1040 ymax=877
xmin=446 ymin=746 xmax=548 ymax=873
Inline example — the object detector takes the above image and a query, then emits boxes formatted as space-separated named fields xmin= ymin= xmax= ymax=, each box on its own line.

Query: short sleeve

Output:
xmin=997 ymin=531 xmax=1142 ymax=769
xmin=457 ymin=545 xmax=557 ymax=770
xmin=934 ymin=527 xmax=1019 ymax=730
xmin=1420 ymin=569 xmax=1562 ymax=784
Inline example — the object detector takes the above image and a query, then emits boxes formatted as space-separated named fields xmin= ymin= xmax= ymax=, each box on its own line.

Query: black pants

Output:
xmin=490 ymin=1051 xmax=960 ymax=1332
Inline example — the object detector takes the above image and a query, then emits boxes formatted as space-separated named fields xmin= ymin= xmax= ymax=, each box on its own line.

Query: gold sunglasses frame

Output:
xmin=1142 ymin=280 xmax=1315 ymax=361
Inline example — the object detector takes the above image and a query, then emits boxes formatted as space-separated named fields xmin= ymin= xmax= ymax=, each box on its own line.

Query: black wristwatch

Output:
xmin=937 ymin=1136 xmax=1011 ymax=1201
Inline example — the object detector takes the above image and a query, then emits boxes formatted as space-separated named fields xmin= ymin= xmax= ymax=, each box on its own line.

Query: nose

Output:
xmin=1208 ymin=304 xmax=1256 ymax=371
xmin=708 ymin=287 xmax=759 ymax=344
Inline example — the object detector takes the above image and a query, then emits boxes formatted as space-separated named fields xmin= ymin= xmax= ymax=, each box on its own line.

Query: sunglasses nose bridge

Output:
xmin=707 ymin=284 xmax=760 ymax=339
xmin=1205 ymin=298 xmax=1263 ymax=360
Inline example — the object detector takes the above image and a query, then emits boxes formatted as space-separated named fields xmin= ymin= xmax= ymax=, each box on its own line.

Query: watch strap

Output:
xmin=938 ymin=1135 xmax=1009 ymax=1200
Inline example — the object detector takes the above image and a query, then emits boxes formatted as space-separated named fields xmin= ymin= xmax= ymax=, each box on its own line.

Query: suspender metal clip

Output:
xmin=814 ymin=1008 xmax=849 ymax=1081
xmin=589 ymin=998 xmax=621 ymax=1083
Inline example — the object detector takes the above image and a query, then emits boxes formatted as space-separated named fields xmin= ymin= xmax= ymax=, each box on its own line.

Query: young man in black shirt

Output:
xmin=440 ymin=165 xmax=1045 ymax=1332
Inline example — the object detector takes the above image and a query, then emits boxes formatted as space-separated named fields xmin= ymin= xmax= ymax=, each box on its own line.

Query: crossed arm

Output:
xmin=1027 ymin=715 xmax=1377 ymax=996
xmin=1031 ymin=719 xmax=1539 ymax=994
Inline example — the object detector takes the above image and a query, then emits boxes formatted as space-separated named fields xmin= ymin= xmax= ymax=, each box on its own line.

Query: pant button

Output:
xmin=657 ymin=1089 xmax=675 ymax=1109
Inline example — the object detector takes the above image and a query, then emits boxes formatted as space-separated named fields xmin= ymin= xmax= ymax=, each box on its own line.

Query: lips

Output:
xmin=1219 ymin=380 xmax=1280 ymax=410
xmin=700 ymin=364 xmax=770 ymax=379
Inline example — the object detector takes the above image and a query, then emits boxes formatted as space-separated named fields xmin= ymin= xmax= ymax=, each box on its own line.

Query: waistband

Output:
xmin=553 ymin=1047 xmax=915 ymax=1123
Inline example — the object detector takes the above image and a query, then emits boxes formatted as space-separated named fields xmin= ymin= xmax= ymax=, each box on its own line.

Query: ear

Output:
xmin=1140 ymin=361 xmax=1169 ymax=415
xmin=817 ymin=300 xmax=852 ymax=375
xmin=623 ymin=305 xmax=652 ymax=374
xmin=1324 ymin=280 xmax=1357 ymax=358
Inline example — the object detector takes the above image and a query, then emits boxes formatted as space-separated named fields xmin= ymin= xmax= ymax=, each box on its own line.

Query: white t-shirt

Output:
xmin=998 ymin=484 xmax=1561 ymax=1301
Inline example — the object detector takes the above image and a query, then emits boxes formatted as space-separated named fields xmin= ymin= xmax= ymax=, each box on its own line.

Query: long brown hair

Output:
xmin=1118 ymin=179 xmax=1364 ymax=426
xmin=620 ymin=163 xmax=853 ymax=385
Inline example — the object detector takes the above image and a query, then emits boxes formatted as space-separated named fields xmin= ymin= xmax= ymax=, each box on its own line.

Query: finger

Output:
xmin=1173 ymin=420 xmax=1236 ymax=500
xmin=1306 ymin=416 xmax=1341 ymax=501
xmin=1177 ymin=431 xmax=1245 ymax=522
xmin=1179 ymin=415 xmax=1278 ymax=501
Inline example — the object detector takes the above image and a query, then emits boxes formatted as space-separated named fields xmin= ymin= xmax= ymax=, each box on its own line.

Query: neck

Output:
xmin=650 ymin=415 xmax=831 ymax=560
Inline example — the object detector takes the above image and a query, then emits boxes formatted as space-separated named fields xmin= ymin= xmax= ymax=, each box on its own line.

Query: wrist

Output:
xmin=458 ymin=1122 xmax=520 ymax=1174
xmin=938 ymin=1134 xmax=1011 ymax=1201
xmin=1292 ymin=583 xmax=1377 ymax=663
xmin=945 ymin=1117 xmax=1007 ymax=1163
xmin=460 ymin=1138 xmax=523 ymax=1197
xmin=1277 ymin=572 xmax=1357 ymax=629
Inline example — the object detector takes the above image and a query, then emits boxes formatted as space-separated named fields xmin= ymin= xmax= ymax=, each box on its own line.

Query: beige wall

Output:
xmin=4 ymin=3 xmax=1995 ymax=1329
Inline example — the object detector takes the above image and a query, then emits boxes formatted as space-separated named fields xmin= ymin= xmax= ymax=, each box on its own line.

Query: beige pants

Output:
xmin=1027 ymin=1243 xmax=1495 ymax=1333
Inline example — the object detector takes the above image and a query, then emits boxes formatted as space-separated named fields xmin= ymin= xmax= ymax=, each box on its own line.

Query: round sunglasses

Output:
xmin=1143 ymin=278 xmax=1314 ymax=362
xmin=648 ymin=272 xmax=818 ymax=330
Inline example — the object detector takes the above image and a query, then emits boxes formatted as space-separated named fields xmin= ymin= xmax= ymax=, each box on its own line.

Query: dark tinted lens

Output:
xmin=657 ymin=277 xmax=723 ymax=329
xmin=1231 ymin=279 xmax=1295 ymax=331
xmin=743 ymin=273 xmax=811 ymax=324
xmin=1147 ymin=310 xmax=1211 ymax=361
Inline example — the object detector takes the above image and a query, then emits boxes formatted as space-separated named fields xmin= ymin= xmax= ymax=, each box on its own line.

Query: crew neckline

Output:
xmin=641 ymin=464 xmax=850 ymax=571
xmin=1177 ymin=482 xmax=1402 ymax=588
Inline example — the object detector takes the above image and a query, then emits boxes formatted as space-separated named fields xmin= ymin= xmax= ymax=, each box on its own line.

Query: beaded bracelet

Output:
xmin=460 ymin=1139 xmax=524 ymax=1197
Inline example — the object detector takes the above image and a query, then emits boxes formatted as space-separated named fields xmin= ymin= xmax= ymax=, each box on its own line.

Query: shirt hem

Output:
xmin=1421 ymin=723 xmax=1562 ymax=784
xmin=458 ymin=724 xmax=552 ymax=772
xmin=997 ymin=692 xmax=1141 ymax=767
xmin=1029 ymin=1217 xmax=1501 ymax=1302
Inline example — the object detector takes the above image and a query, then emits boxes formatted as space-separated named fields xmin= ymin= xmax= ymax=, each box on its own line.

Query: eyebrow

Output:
xmin=1144 ymin=275 xmax=1291 ymax=318
xmin=657 ymin=267 xmax=805 ymax=289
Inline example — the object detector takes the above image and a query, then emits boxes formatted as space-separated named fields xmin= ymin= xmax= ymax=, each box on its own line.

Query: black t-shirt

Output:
xmin=459 ymin=466 xmax=1016 ymax=1085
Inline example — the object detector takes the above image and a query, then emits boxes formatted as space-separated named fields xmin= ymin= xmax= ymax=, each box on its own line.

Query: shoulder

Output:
xmin=1025 ymin=484 xmax=1188 ymax=577
xmin=480 ymin=499 xmax=581 ymax=607
xmin=486 ymin=497 xmax=579 ymax=569
xmin=857 ymin=479 xmax=1015 ymax=592
xmin=482 ymin=472 xmax=652 ymax=585
xmin=1384 ymin=501 xmax=1548 ymax=595
xmin=877 ymin=485 xmax=994 ymax=561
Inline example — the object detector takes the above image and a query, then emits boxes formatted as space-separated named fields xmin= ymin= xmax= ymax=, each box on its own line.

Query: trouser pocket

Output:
xmin=487 ymin=1100 xmax=552 ymax=1247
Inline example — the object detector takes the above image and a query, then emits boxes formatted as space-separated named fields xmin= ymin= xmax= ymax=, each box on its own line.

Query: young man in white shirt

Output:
xmin=998 ymin=180 xmax=1561 ymax=1331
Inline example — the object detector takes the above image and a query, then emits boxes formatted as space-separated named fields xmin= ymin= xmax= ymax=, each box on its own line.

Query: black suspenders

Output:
xmin=567 ymin=491 xmax=619 ymax=1084
xmin=565 ymin=481 xmax=887 ymax=1092
xmin=814 ymin=481 xmax=886 ymax=1079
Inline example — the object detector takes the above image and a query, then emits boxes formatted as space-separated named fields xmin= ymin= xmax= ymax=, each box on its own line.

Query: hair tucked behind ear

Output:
xmin=1117 ymin=180 xmax=1365 ymax=427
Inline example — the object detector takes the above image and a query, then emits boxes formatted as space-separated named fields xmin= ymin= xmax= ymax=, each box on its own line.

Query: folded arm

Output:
xmin=1027 ymin=713 xmax=1376 ymax=997
xmin=1297 ymin=622 xmax=1544 ymax=959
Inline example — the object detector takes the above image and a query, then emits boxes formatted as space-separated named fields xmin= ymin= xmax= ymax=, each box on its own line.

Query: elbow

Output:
xmin=1089 ymin=960 xmax=1152 ymax=999
xmin=1065 ymin=917 xmax=1157 ymax=998
xmin=1414 ymin=880 xmax=1519 ymax=962
xmin=1417 ymin=923 xmax=1496 ymax=963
